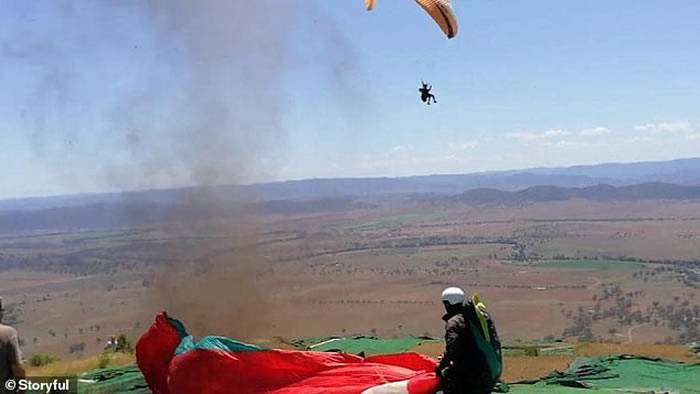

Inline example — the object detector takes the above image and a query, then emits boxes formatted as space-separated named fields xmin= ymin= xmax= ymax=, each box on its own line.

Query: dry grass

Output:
xmin=27 ymin=352 xmax=134 ymax=377
xmin=502 ymin=355 xmax=574 ymax=382
xmin=576 ymin=342 xmax=697 ymax=363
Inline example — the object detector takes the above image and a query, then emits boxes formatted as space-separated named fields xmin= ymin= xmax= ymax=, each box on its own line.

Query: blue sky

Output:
xmin=1 ymin=1 xmax=700 ymax=198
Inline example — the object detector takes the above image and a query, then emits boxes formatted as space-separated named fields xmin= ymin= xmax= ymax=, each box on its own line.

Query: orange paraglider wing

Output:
xmin=363 ymin=0 xmax=458 ymax=39
xmin=414 ymin=0 xmax=458 ymax=39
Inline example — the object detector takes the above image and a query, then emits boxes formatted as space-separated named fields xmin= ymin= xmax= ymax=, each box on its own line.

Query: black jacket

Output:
xmin=437 ymin=302 xmax=498 ymax=393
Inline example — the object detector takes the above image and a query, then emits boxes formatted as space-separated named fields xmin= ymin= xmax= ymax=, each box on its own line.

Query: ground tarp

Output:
xmin=78 ymin=365 xmax=150 ymax=394
xmin=24 ymin=366 xmax=149 ymax=394
xmin=512 ymin=355 xmax=700 ymax=394
xmin=79 ymin=323 xmax=700 ymax=394
xmin=69 ymin=354 xmax=700 ymax=394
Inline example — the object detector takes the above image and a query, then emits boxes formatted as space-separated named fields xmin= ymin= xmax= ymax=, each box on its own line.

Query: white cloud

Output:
xmin=631 ymin=135 xmax=652 ymax=143
xmin=633 ymin=121 xmax=694 ymax=134
xmin=390 ymin=144 xmax=414 ymax=153
xmin=580 ymin=127 xmax=610 ymax=136
xmin=448 ymin=140 xmax=480 ymax=151
xmin=542 ymin=140 xmax=587 ymax=148
xmin=688 ymin=134 xmax=700 ymax=141
xmin=507 ymin=129 xmax=571 ymax=141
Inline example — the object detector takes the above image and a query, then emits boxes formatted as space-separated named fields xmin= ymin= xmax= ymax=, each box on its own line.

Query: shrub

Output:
xmin=115 ymin=334 xmax=133 ymax=354
xmin=29 ymin=353 xmax=59 ymax=367
xmin=523 ymin=347 xmax=540 ymax=357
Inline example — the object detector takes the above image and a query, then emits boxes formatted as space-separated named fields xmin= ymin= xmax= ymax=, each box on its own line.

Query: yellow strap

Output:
xmin=472 ymin=294 xmax=491 ymax=343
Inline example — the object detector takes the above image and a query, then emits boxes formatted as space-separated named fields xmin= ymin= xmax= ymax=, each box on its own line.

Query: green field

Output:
xmin=341 ymin=212 xmax=445 ymax=231
xmin=529 ymin=259 xmax=645 ymax=271
xmin=367 ymin=244 xmax=505 ymax=262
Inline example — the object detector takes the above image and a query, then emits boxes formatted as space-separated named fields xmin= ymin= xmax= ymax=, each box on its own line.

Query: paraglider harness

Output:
xmin=419 ymin=81 xmax=437 ymax=105
xmin=437 ymin=294 xmax=503 ymax=393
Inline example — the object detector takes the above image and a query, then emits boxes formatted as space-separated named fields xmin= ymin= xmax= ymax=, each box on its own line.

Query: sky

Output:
xmin=1 ymin=0 xmax=700 ymax=199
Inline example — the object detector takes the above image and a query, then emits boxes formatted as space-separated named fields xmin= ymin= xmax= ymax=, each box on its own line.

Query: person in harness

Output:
xmin=436 ymin=287 xmax=503 ymax=394
xmin=419 ymin=81 xmax=437 ymax=105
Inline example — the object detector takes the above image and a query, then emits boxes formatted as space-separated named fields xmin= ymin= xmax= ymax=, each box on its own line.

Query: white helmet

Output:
xmin=441 ymin=287 xmax=465 ymax=305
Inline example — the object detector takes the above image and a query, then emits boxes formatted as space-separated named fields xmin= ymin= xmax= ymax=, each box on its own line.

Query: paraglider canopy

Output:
xmin=365 ymin=0 xmax=458 ymax=39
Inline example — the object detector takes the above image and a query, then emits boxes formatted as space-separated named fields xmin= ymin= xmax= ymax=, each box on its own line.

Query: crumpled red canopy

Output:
xmin=136 ymin=312 xmax=440 ymax=394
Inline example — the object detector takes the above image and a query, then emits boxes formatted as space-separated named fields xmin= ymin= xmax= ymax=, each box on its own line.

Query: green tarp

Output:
xmin=53 ymin=354 xmax=699 ymax=393
xmin=511 ymin=355 xmax=700 ymax=394
xmin=507 ymin=385 xmax=621 ymax=393
xmin=77 ymin=365 xmax=149 ymax=394
xmin=25 ymin=365 xmax=148 ymax=394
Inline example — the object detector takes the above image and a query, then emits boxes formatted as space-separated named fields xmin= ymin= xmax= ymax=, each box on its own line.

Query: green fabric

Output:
xmin=60 ymin=346 xmax=700 ymax=393
xmin=48 ymin=355 xmax=700 ymax=394
xmin=467 ymin=321 xmax=502 ymax=381
xmin=167 ymin=315 xmax=189 ymax=339
xmin=175 ymin=334 xmax=266 ymax=355
xmin=514 ymin=355 xmax=700 ymax=394
xmin=507 ymin=384 xmax=620 ymax=393
xmin=294 ymin=336 xmax=440 ymax=355
xmin=76 ymin=365 xmax=150 ymax=394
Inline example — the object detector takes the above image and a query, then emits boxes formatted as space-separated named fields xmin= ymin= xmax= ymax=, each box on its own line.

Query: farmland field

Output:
xmin=525 ymin=259 xmax=645 ymax=270
xmin=1 ymin=198 xmax=698 ymax=361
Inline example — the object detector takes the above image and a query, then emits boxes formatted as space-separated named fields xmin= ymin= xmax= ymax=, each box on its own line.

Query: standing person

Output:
xmin=436 ymin=287 xmax=502 ymax=394
xmin=0 ymin=298 xmax=25 ymax=394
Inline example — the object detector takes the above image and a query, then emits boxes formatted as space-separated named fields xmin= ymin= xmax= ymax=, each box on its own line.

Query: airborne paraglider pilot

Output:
xmin=419 ymin=81 xmax=437 ymax=105
xmin=436 ymin=287 xmax=503 ymax=394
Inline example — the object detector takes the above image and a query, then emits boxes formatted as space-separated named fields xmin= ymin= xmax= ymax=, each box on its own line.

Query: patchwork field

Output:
xmin=1 ymin=198 xmax=698 ymax=365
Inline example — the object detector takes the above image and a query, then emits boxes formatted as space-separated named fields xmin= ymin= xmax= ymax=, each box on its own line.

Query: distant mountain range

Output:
xmin=2 ymin=182 xmax=699 ymax=234
xmin=453 ymin=183 xmax=700 ymax=205
xmin=518 ymin=157 xmax=700 ymax=182
xmin=1 ymin=181 xmax=700 ymax=234
xmin=1 ymin=157 xmax=699 ymax=211
xmin=0 ymin=198 xmax=367 ymax=234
